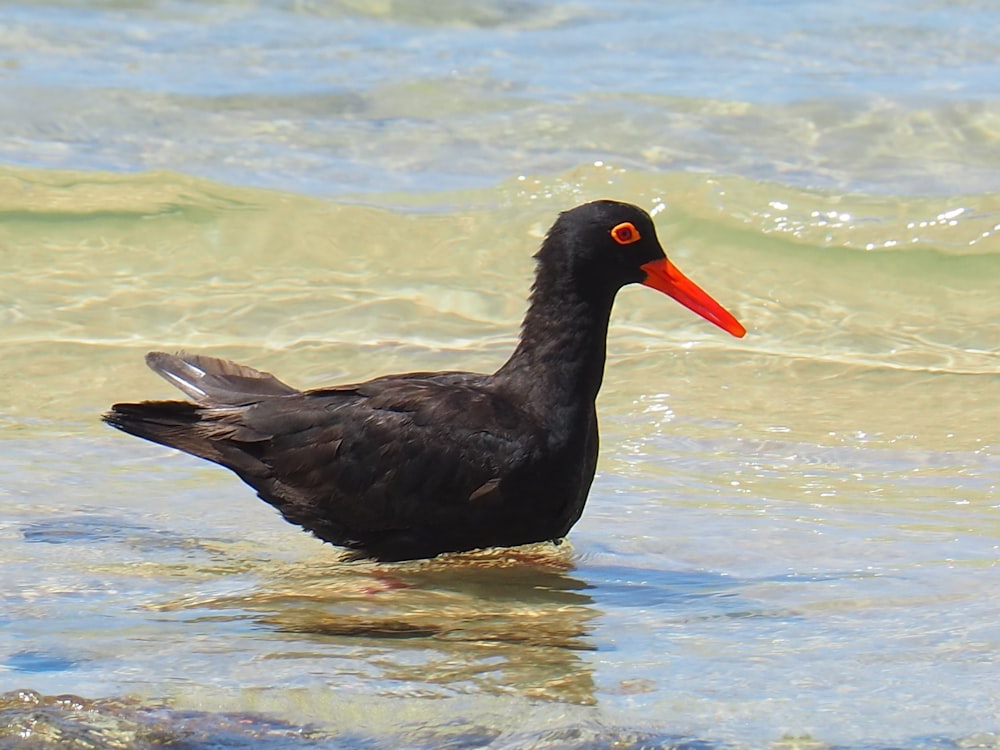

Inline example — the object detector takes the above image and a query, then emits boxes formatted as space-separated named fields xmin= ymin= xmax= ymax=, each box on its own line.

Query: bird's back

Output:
xmin=104 ymin=352 xmax=598 ymax=560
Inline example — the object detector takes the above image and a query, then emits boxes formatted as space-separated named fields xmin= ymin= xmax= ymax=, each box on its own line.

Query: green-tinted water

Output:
xmin=2 ymin=1 xmax=999 ymax=747
xmin=2 ymin=163 xmax=998 ymax=748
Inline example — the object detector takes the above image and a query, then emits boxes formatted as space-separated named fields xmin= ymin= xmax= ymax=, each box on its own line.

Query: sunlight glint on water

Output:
xmin=1 ymin=1 xmax=999 ymax=748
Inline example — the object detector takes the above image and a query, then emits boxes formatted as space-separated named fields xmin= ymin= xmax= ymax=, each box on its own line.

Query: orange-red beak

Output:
xmin=640 ymin=258 xmax=746 ymax=338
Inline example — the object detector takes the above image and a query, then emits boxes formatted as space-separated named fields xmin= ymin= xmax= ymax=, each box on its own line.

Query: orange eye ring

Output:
xmin=610 ymin=221 xmax=641 ymax=245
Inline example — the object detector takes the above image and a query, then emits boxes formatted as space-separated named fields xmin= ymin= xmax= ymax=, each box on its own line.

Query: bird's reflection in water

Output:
xmin=166 ymin=543 xmax=599 ymax=705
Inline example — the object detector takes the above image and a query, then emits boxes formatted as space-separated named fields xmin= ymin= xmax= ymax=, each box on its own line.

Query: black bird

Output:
xmin=104 ymin=200 xmax=745 ymax=561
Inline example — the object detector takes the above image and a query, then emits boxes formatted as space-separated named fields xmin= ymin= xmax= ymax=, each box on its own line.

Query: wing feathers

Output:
xmin=145 ymin=351 xmax=299 ymax=404
xmin=105 ymin=354 xmax=550 ymax=559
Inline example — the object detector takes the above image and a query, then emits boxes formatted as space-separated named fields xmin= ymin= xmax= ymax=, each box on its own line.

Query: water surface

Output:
xmin=1 ymin=2 xmax=998 ymax=749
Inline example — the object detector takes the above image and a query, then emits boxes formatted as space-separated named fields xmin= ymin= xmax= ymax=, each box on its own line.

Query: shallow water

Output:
xmin=1 ymin=1 xmax=999 ymax=749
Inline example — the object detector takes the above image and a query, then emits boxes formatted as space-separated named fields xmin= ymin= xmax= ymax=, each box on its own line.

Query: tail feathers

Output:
xmin=145 ymin=351 xmax=299 ymax=406
xmin=103 ymin=400 xmax=225 ymax=463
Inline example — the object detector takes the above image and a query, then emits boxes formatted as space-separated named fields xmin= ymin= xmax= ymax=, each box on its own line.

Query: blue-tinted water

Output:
xmin=2 ymin=1 xmax=998 ymax=195
xmin=1 ymin=1 xmax=998 ymax=748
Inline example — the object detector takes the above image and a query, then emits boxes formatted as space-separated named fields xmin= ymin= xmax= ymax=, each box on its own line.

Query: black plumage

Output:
xmin=104 ymin=200 xmax=745 ymax=561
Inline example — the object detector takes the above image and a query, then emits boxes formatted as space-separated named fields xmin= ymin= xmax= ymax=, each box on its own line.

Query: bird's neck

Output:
xmin=494 ymin=273 xmax=616 ymax=421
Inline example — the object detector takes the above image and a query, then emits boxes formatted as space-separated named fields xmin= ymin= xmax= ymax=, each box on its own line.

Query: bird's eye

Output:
xmin=610 ymin=222 xmax=641 ymax=245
